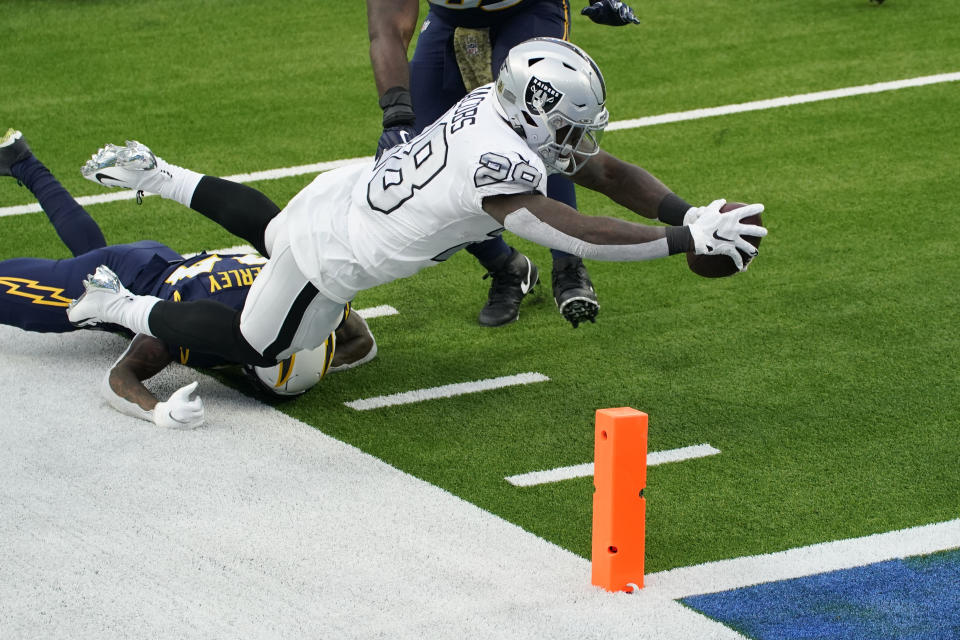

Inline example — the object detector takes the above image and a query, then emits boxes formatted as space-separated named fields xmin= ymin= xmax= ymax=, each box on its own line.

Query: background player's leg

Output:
xmin=491 ymin=5 xmax=600 ymax=328
xmin=409 ymin=14 xmax=538 ymax=326
xmin=1 ymin=131 xmax=107 ymax=256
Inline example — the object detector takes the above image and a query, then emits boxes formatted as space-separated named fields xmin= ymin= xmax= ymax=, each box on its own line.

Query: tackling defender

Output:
xmin=0 ymin=129 xmax=377 ymax=429
xmin=68 ymin=39 xmax=766 ymax=377
xmin=369 ymin=0 xmax=641 ymax=328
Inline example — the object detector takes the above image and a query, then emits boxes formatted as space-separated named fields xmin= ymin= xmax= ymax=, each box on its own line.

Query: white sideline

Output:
xmin=0 ymin=326 xmax=741 ymax=640
xmin=3 ymin=71 xmax=958 ymax=218
xmin=344 ymin=372 xmax=550 ymax=410
xmin=505 ymin=443 xmax=721 ymax=487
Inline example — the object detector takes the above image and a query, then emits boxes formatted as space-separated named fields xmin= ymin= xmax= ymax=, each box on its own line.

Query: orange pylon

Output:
xmin=591 ymin=407 xmax=647 ymax=592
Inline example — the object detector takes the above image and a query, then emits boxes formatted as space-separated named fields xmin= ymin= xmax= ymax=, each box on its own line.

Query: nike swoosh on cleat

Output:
xmin=95 ymin=172 xmax=126 ymax=186
xmin=712 ymin=230 xmax=733 ymax=242
xmin=520 ymin=258 xmax=534 ymax=294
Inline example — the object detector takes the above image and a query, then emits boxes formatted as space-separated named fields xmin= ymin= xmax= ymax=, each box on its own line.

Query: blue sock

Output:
xmin=12 ymin=156 xmax=107 ymax=256
xmin=467 ymin=235 xmax=513 ymax=270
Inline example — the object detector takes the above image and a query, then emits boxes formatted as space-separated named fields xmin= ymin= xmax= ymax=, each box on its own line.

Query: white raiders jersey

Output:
xmin=283 ymin=84 xmax=548 ymax=304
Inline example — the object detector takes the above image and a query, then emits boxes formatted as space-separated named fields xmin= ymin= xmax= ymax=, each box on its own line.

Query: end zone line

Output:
xmin=344 ymin=372 xmax=549 ymax=411
xmin=4 ymin=72 xmax=957 ymax=219
xmin=648 ymin=518 xmax=960 ymax=600
xmin=505 ymin=443 xmax=720 ymax=487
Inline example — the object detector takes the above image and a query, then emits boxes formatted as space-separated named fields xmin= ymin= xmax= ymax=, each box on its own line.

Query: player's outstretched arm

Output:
xmin=572 ymin=150 xmax=759 ymax=230
xmin=483 ymin=192 xmax=687 ymax=261
xmin=483 ymin=192 xmax=766 ymax=269
xmin=101 ymin=334 xmax=205 ymax=429
xmin=571 ymin=149 xmax=674 ymax=220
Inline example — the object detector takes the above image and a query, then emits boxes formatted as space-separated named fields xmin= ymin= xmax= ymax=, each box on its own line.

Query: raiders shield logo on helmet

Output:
xmin=524 ymin=77 xmax=563 ymax=115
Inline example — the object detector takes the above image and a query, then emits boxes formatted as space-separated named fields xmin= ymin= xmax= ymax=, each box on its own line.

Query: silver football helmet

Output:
xmin=496 ymin=38 xmax=609 ymax=175
xmin=244 ymin=333 xmax=336 ymax=398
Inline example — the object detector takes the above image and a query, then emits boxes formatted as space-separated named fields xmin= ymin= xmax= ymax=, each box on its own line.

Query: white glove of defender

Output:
xmin=153 ymin=381 xmax=205 ymax=430
xmin=688 ymin=199 xmax=767 ymax=271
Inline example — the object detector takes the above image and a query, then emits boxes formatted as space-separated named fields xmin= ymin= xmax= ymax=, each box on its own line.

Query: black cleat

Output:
xmin=478 ymin=249 xmax=539 ymax=327
xmin=0 ymin=129 xmax=32 ymax=177
xmin=552 ymin=254 xmax=599 ymax=328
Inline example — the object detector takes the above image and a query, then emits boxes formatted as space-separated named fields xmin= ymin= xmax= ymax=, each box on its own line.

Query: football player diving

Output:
xmin=67 ymin=38 xmax=766 ymax=383
xmin=0 ymin=129 xmax=377 ymax=429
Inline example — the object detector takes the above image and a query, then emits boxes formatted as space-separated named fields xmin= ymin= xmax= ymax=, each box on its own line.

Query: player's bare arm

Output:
xmin=367 ymin=0 xmax=420 ymax=156
xmin=482 ymin=192 xmax=691 ymax=261
xmin=107 ymin=333 xmax=173 ymax=411
xmin=572 ymin=150 xmax=675 ymax=220
xmin=366 ymin=0 xmax=419 ymax=96
xmin=484 ymin=192 xmax=764 ymax=267
xmin=101 ymin=334 xmax=205 ymax=430
xmin=332 ymin=312 xmax=376 ymax=370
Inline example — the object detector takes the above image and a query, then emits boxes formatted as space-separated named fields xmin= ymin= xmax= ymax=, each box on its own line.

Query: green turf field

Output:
xmin=2 ymin=0 xmax=958 ymax=576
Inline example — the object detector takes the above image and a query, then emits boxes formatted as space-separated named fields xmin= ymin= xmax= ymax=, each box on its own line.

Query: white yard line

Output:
xmin=505 ymin=443 xmax=720 ymax=486
xmin=4 ymin=72 xmax=958 ymax=218
xmin=607 ymin=71 xmax=960 ymax=131
xmin=354 ymin=304 xmax=398 ymax=319
xmin=344 ymin=372 xmax=549 ymax=410
xmin=0 ymin=157 xmax=375 ymax=217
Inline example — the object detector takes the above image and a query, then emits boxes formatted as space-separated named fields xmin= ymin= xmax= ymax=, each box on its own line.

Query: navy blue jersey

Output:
xmin=0 ymin=243 xmax=264 ymax=369
xmin=147 ymin=251 xmax=268 ymax=368
xmin=426 ymin=0 xmax=565 ymax=29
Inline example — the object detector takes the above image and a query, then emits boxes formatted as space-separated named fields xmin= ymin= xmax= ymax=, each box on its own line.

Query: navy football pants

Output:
xmin=0 ymin=156 xmax=179 ymax=333
xmin=409 ymin=0 xmax=577 ymax=266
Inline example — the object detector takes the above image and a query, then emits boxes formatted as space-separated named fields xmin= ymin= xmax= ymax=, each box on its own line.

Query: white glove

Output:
xmin=688 ymin=199 xmax=767 ymax=271
xmin=153 ymin=381 xmax=205 ymax=430
xmin=682 ymin=205 xmax=707 ymax=226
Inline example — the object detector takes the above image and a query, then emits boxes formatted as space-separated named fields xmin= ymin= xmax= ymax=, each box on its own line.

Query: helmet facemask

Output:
xmin=535 ymin=110 xmax=608 ymax=175
xmin=496 ymin=38 xmax=609 ymax=175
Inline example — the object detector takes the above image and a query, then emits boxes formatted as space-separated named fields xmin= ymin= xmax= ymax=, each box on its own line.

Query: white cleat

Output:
xmin=67 ymin=265 xmax=134 ymax=328
xmin=81 ymin=140 xmax=172 ymax=193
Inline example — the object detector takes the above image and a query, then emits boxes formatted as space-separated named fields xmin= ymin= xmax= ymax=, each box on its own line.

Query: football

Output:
xmin=686 ymin=202 xmax=764 ymax=278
